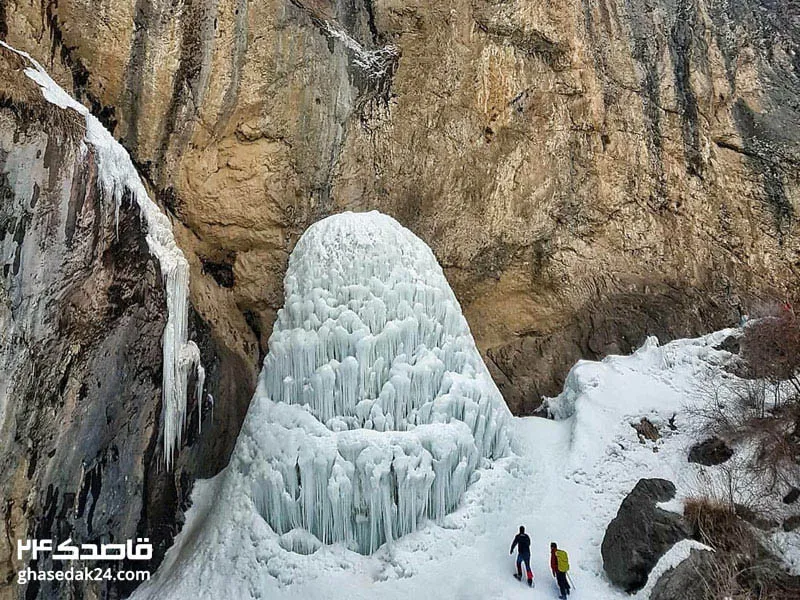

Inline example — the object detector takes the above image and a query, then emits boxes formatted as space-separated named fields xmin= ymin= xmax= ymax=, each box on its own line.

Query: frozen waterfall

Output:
xmin=235 ymin=211 xmax=511 ymax=554
xmin=4 ymin=42 xmax=204 ymax=468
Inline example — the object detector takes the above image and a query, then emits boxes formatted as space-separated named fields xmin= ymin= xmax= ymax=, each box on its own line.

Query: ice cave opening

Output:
xmin=231 ymin=211 xmax=512 ymax=555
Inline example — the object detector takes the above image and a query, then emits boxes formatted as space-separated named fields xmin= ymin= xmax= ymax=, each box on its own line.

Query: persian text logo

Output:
xmin=17 ymin=538 xmax=153 ymax=561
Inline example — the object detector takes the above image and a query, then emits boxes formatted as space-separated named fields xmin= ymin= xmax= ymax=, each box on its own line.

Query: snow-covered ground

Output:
xmin=134 ymin=329 xmax=744 ymax=600
xmin=132 ymin=214 xmax=797 ymax=600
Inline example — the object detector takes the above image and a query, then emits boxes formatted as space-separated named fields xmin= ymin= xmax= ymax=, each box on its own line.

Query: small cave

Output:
xmin=200 ymin=253 xmax=236 ymax=288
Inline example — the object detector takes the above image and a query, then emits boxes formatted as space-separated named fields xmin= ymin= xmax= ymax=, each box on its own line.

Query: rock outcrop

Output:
xmin=2 ymin=0 xmax=798 ymax=416
xmin=601 ymin=478 xmax=692 ymax=593
xmin=688 ymin=436 xmax=733 ymax=466
xmin=0 ymin=45 xmax=167 ymax=598
xmin=0 ymin=45 xmax=244 ymax=599
xmin=649 ymin=548 xmax=716 ymax=600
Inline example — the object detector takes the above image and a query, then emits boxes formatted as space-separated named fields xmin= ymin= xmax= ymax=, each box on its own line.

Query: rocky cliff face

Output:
xmin=0 ymin=46 xmax=243 ymax=599
xmin=0 ymin=2 xmax=798 ymax=596
xmin=3 ymin=0 xmax=797 ymax=415
xmin=0 ymin=45 xmax=165 ymax=598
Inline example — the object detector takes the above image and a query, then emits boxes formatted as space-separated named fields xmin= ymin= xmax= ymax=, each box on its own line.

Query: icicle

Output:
xmin=4 ymin=41 xmax=206 ymax=469
xmin=196 ymin=363 xmax=206 ymax=434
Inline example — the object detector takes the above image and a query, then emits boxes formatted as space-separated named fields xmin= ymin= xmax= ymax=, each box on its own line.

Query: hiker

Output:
xmin=550 ymin=542 xmax=571 ymax=599
xmin=510 ymin=526 xmax=533 ymax=586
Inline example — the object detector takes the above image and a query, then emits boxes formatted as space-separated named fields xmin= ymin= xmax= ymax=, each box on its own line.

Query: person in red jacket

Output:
xmin=551 ymin=542 xmax=571 ymax=599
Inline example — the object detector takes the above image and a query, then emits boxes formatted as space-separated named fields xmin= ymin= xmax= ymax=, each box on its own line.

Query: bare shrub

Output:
xmin=693 ymin=307 xmax=800 ymax=497
xmin=677 ymin=306 xmax=800 ymax=599
xmin=683 ymin=496 xmax=800 ymax=600
xmin=740 ymin=307 xmax=800 ymax=403
xmin=694 ymin=458 xmax=773 ymax=515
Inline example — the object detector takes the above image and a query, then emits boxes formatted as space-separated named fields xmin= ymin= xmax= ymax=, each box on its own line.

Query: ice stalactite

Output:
xmin=2 ymin=42 xmax=204 ymax=468
xmin=234 ymin=211 xmax=511 ymax=554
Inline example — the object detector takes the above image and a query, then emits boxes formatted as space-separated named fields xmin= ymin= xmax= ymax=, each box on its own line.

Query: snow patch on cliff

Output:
xmin=1 ymin=41 xmax=203 ymax=468
xmin=321 ymin=21 xmax=399 ymax=80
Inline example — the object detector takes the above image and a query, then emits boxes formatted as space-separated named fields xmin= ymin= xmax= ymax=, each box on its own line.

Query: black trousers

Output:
xmin=556 ymin=571 xmax=570 ymax=595
xmin=516 ymin=552 xmax=532 ymax=580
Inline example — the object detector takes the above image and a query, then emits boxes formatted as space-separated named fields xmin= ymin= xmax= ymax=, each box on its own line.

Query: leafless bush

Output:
xmin=740 ymin=307 xmax=800 ymax=405
xmin=692 ymin=378 xmax=798 ymax=498
xmin=693 ymin=458 xmax=773 ymax=515
xmin=692 ymin=307 xmax=800 ymax=497
xmin=684 ymin=496 xmax=800 ymax=600
xmin=682 ymin=308 xmax=800 ymax=599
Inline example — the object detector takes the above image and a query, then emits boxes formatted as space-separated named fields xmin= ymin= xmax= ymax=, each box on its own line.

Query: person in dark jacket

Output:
xmin=550 ymin=542 xmax=571 ymax=599
xmin=510 ymin=526 xmax=533 ymax=586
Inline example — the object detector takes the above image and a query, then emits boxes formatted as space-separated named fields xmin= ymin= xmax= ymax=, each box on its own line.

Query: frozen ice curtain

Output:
xmin=236 ymin=212 xmax=512 ymax=554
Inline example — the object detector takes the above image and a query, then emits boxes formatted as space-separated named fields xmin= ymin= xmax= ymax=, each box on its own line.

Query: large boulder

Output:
xmin=649 ymin=549 xmax=716 ymax=600
xmin=688 ymin=437 xmax=733 ymax=466
xmin=601 ymin=478 xmax=692 ymax=592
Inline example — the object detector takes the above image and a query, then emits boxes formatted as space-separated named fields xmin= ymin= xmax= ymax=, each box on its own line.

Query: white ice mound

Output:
xmin=236 ymin=211 xmax=511 ymax=554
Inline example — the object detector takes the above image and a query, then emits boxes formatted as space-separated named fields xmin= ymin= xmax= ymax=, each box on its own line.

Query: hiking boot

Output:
xmin=527 ymin=579 xmax=532 ymax=587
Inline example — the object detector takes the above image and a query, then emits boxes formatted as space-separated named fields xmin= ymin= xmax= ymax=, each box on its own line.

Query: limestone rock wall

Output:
xmin=1 ymin=0 xmax=798 ymax=418
xmin=0 ymin=46 xmax=237 ymax=600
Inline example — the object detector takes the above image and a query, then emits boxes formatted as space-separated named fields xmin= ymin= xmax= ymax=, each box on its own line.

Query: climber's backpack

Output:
xmin=555 ymin=549 xmax=569 ymax=573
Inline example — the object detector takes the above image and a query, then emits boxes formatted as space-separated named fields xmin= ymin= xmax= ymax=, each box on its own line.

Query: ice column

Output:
xmin=238 ymin=211 xmax=512 ymax=554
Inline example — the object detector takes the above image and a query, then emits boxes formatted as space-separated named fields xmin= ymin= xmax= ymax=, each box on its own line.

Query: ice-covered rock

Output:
xmin=1 ymin=42 xmax=204 ymax=468
xmin=231 ymin=211 xmax=511 ymax=554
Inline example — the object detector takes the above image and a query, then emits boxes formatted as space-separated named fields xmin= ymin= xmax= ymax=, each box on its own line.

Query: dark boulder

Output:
xmin=601 ymin=478 xmax=692 ymax=592
xmin=649 ymin=548 xmax=715 ymax=600
xmin=784 ymin=487 xmax=800 ymax=505
xmin=688 ymin=437 xmax=733 ymax=466
xmin=713 ymin=334 xmax=741 ymax=355
xmin=784 ymin=516 xmax=800 ymax=532
xmin=735 ymin=504 xmax=779 ymax=531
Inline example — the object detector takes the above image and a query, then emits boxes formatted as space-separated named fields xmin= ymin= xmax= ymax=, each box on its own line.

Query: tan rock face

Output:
xmin=3 ymin=0 xmax=797 ymax=418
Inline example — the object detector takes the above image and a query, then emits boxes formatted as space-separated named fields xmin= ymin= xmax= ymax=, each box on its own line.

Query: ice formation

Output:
xmin=2 ymin=42 xmax=204 ymax=468
xmin=233 ymin=212 xmax=511 ymax=554
xmin=134 ymin=329 xmax=774 ymax=600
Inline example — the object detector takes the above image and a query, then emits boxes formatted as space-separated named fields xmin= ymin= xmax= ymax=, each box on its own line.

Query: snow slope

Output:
xmin=131 ymin=212 xmax=798 ymax=600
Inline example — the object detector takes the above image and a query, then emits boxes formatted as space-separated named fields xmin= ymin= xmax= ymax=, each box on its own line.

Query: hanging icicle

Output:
xmin=5 ymin=41 xmax=205 ymax=468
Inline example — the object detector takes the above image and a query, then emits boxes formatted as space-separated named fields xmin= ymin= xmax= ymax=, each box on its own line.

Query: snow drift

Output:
xmin=135 ymin=314 xmax=800 ymax=600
